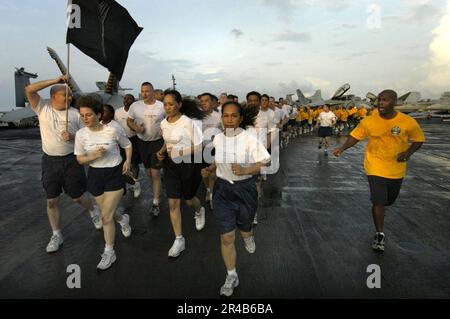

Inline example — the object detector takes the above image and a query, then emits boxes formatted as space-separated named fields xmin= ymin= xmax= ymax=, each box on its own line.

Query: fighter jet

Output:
xmin=294 ymin=83 xmax=362 ymax=108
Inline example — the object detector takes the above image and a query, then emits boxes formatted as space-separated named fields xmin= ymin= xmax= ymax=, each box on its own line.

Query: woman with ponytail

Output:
xmin=156 ymin=90 xmax=207 ymax=258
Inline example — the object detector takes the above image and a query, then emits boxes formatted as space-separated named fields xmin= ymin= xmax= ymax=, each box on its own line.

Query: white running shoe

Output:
xmin=220 ymin=274 xmax=239 ymax=297
xmin=194 ymin=207 xmax=206 ymax=231
xmin=90 ymin=205 xmax=102 ymax=230
xmin=243 ymin=236 xmax=256 ymax=254
xmin=168 ymin=237 xmax=185 ymax=258
xmin=133 ymin=180 xmax=141 ymax=198
xmin=97 ymin=250 xmax=116 ymax=270
xmin=253 ymin=213 xmax=258 ymax=225
xmin=46 ymin=234 xmax=63 ymax=253
xmin=118 ymin=214 xmax=132 ymax=238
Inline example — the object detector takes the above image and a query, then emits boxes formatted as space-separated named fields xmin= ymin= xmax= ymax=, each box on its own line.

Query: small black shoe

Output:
xmin=150 ymin=204 xmax=160 ymax=217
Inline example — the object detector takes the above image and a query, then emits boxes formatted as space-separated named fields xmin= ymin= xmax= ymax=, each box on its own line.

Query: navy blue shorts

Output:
xmin=212 ymin=177 xmax=258 ymax=234
xmin=87 ymin=165 xmax=125 ymax=197
xmin=41 ymin=153 xmax=86 ymax=199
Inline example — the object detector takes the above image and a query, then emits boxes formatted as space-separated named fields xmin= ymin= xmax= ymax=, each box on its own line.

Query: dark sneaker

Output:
xmin=372 ymin=232 xmax=385 ymax=252
xmin=150 ymin=204 xmax=160 ymax=217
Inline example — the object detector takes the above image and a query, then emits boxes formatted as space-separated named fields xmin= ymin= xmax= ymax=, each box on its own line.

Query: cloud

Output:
xmin=231 ymin=28 xmax=244 ymax=38
xmin=273 ymin=31 xmax=311 ymax=42
xmin=259 ymin=0 xmax=352 ymax=12
xmin=420 ymin=0 xmax=450 ymax=95
xmin=384 ymin=2 xmax=443 ymax=24
xmin=404 ymin=3 xmax=441 ymax=23
xmin=258 ymin=0 xmax=352 ymax=21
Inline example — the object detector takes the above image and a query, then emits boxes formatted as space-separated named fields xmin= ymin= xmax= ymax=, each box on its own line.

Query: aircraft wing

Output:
xmin=0 ymin=107 xmax=36 ymax=123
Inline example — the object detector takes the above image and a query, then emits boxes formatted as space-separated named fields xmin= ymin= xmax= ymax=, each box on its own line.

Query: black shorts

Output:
xmin=137 ymin=138 xmax=164 ymax=169
xmin=288 ymin=119 xmax=296 ymax=126
xmin=41 ymin=153 xmax=86 ymax=199
xmin=163 ymin=157 xmax=202 ymax=200
xmin=212 ymin=177 xmax=258 ymax=234
xmin=129 ymin=135 xmax=142 ymax=165
xmin=301 ymin=120 xmax=308 ymax=127
xmin=282 ymin=124 xmax=288 ymax=132
xmin=87 ymin=164 xmax=125 ymax=197
xmin=318 ymin=126 xmax=333 ymax=137
xmin=367 ymin=175 xmax=403 ymax=206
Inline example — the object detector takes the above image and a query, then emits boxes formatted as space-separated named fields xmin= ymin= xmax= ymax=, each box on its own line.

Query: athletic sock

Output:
xmin=152 ymin=199 xmax=159 ymax=206
xmin=227 ymin=269 xmax=237 ymax=277
xmin=52 ymin=230 xmax=61 ymax=237
xmin=105 ymin=244 xmax=114 ymax=253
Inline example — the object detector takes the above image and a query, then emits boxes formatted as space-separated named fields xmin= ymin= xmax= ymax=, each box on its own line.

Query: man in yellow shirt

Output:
xmin=333 ymin=90 xmax=425 ymax=252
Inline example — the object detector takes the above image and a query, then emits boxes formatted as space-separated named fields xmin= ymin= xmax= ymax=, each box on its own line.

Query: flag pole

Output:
xmin=65 ymin=42 xmax=70 ymax=131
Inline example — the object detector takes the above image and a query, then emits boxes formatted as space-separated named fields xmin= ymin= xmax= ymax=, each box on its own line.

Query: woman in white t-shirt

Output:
xmin=74 ymin=96 xmax=133 ymax=271
xmin=156 ymin=90 xmax=207 ymax=258
xmin=202 ymin=101 xmax=271 ymax=297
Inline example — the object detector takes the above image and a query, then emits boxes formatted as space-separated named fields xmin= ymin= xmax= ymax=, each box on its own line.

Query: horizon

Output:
xmin=1 ymin=0 xmax=450 ymax=111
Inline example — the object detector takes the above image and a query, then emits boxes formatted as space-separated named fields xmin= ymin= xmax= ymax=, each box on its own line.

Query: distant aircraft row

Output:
xmin=1 ymin=47 xmax=449 ymax=127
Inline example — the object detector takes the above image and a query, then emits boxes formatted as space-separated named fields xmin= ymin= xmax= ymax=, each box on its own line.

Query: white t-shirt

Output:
xmin=33 ymin=99 xmax=84 ymax=156
xmin=273 ymin=108 xmax=284 ymax=125
xmin=160 ymin=115 xmax=203 ymax=160
xmin=202 ymin=111 xmax=222 ymax=146
xmin=290 ymin=107 xmax=298 ymax=120
xmin=213 ymin=130 xmax=271 ymax=183
xmin=282 ymin=104 xmax=292 ymax=119
xmin=114 ymin=107 xmax=136 ymax=138
xmin=74 ymin=125 xmax=131 ymax=168
xmin=318 ymin=111 xmax=337 ymax=127
xmin=127 ymin=100 xmax=165 ymax=142
xmin=101 ymin=119 xmax=127 ymax=137
xmin=255 ymin=109 xmax=276 ymax=131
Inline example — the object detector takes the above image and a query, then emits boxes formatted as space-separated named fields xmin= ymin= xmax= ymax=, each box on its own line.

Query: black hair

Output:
xmin=141 ymin=82 xmax=154 ymax=89
xmin=164 ymin=90 xmax=207 ymax=120
xmin=379 ymin=90 xmax=398 ymax=103
xmin=261 ymin=94 xmax=269 ymax=100
xmin=221 ymin=101 xmax=257 ymax=129
xmin=246 ymin=91 xmax=261 ymax=101
xmin=124 ymin=93 xmax=135 ymax=100
xmin=198 ymin=92 xmax=214 ymax=100
xmin=211 ymin=94 xmax=218 ymax=102
xmin=76 ymin=95 xmax=103 ymax=115
xmin=103 ymin=104 xmax=115 ymax=117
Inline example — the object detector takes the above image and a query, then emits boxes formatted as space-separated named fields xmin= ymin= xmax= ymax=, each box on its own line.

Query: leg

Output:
xmin=186 ymin=196 xmax=201 ymax=212
xmin=47 ymin=197 xmax=61 ymax=231
xmin=97 ymin=189 xmax=124 ymax=245
xmin=72 ymin=192 xmax=95 ymax=212
xmin=372 ymin=205 xmax=385 ymax=232
xmin=221 ymin=231 xmax=236 ymax=271
xmin=149 ymin=168 xmax=161 ymax=203
xmin=168 ymin=198 xmax=182 ymax=237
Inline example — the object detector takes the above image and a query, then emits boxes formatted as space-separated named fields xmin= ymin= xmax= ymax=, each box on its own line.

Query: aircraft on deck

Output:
xmin=0 ymin=47 xmax=133 ymax=127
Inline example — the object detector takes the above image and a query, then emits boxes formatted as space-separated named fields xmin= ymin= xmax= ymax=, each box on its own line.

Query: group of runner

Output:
xmin=25 ymin=76 xmax=425 ymax=297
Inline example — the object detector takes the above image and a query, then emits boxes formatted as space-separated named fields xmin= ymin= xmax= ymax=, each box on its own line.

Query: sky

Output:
xmin=1 ymin=0 xmax=450 ymax=111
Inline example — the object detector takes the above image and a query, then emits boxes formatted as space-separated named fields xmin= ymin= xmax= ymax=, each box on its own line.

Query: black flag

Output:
xmin=66 ymin=0 xmax=143 ymax=81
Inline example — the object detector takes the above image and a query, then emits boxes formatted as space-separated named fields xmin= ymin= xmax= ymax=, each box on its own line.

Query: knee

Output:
xmin=221 ymin=233 xmax=235 ymax=246
xmin=150 ymin=170 xmax=160 ymax=179
xmin=168 ymin=200 xmax=180 ymax=211
xmin=47 ymin=198 xmax=59 ymax=209
xmin=102 ymin=213 xmax=114 ymax=225
xmin=185 ymin=199 xmax=193 ymax=206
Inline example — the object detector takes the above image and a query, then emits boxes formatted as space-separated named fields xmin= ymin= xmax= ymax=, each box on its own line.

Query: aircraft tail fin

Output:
xmin=47 ymin=47 xmax=82 ymax=94
xmin=15 ymin=67 xmax=37 ymax=107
